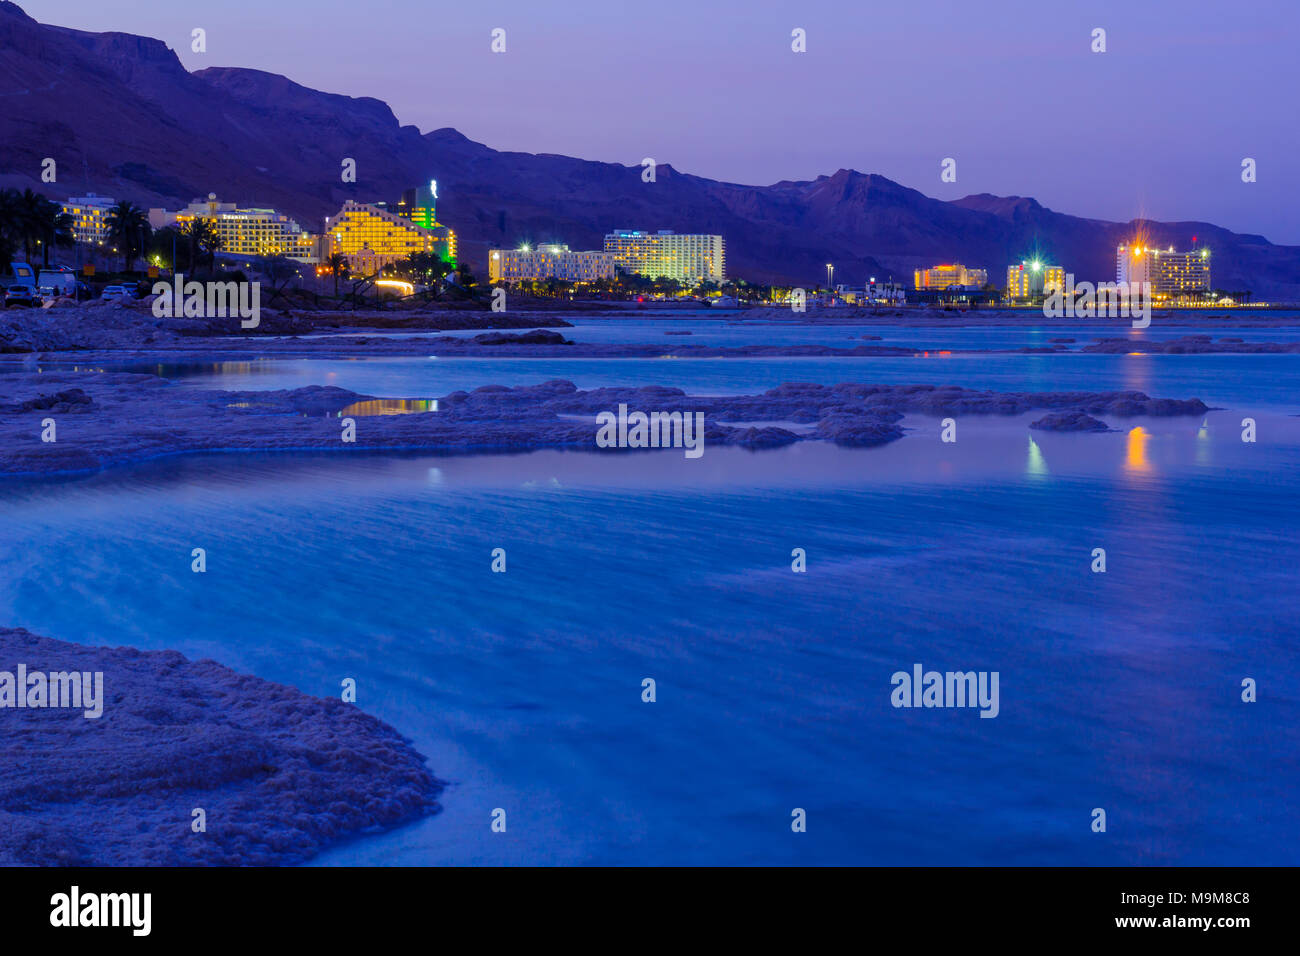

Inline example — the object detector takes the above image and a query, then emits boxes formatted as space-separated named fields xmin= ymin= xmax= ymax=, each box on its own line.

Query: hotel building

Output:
xmin=602 ymin=230 xmax=725 ymax=284
xmin=1116 ymin=243 xmax=1211 ymax=298
xmin=914 ymin=263 xmax=987 ymax=289
xmin=61 ymin=193 xmax=117 ymax=245
xmin=323 ymin=199 xmax=456 ymax=274
xmin=149 ymin=194 xmax=320 ymax=263
xmin=1006 ymin=261 xmax=1066 ymax=298
xmin=488 ymin=244 xmax=616 ymax=284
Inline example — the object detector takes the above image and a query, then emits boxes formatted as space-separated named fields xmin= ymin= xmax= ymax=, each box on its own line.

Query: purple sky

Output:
xmin=23 ymin=0 xmax=1300 ymax=242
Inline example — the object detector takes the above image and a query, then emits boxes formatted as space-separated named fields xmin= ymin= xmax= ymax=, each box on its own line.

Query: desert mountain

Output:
xmin=2 ymin=1 xmax=1296 ymax=295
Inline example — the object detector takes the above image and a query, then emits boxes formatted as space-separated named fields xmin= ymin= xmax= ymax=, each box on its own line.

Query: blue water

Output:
xmin=3 ymin=320 xmax=1299 ymax=865
xmin=1 ymin=409 xmax=1297 ymax=865
xmin=285 ymin=314 xmax=1300 ymax=350
xmin=108 ymin=353 xmax=1300 ymax=413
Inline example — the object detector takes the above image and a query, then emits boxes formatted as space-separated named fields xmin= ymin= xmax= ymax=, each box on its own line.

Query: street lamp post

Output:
xmin=826 ymin=263 xmax=833 ymax=292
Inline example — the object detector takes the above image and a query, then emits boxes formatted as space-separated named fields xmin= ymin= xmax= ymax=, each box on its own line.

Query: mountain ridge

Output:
xmin=2 ymin=1 xmax=1297 ymax=294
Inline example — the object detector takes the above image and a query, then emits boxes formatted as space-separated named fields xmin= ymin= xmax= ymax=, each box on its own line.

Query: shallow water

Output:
xmin=47 ymin=351 xmax=1297 ymax=414
xmin=1 ymin=407 xmax=1297 ymax=865
xmin=280 ymin=314 xmax=1300 ymax=350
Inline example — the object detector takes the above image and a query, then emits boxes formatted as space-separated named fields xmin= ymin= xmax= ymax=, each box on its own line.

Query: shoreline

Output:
xmin=0 ymin=371 xmax=1212 ymax=477
xmin=0 ymin=627 xmax=441 ymax=866
xmin=6 ymin=305 xmax=1300 ymax=361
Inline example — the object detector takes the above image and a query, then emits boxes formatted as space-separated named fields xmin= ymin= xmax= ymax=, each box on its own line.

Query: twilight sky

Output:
xmin=24 ymin=0 xmax=1300 ymax=242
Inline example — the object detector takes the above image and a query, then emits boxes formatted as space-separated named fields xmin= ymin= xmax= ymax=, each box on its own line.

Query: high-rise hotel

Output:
xmin=914 ymin=263 xmax=987 ymax=289
xmin=149 ymin=194 xmax=321 ymax=263
xmin=1116 ymin=243 xmax=1210 ymax=298
xmin=324 ymin=197 xmax=456 ymax=274
xmin=1006 ymin=260 xmax=1066 ymax=298
xmin=602 ymin=230 xmax=725 ymax=284
xmin=61 ymin=193 xmax=117 ymax=245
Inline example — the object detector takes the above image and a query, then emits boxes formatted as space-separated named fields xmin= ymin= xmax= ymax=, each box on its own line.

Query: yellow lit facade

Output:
xmin=914 ymin=263 xmax=987 ymax=289
xmin=1006 ymin=261 xmax=1065 ymax=298
xmin=324 ymin=200 xmax=456 ymax=274
xmin=1116 ymin=244 xmax=1211 ymax=298
xmin=149 ymin=194 xmax=321 ymax=263
xmin=602 ymin=230 xmax=725 ymax=284
xmin=61 ymin=193 xmax=117 ymax=244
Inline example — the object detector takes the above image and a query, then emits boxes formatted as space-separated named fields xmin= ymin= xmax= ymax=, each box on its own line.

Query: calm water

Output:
xmin=1 ymin=412 xmax=1297 ymax=865
xmin=280 ymin=314 xmax=1300 ymax=350
xmin=29 ymin=353 xmax=1300 ymax=414
xmin=2 ymin=323 xmax=1298 ymax=864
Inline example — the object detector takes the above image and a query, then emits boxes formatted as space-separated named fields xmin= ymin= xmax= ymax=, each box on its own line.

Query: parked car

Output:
xmin=5 ymin=285 xmax=41 ymax=307
xmin=37 ymin=270 xmax=79 ymax=298
xmin=100 ymin=285 xmax=131 ymax=300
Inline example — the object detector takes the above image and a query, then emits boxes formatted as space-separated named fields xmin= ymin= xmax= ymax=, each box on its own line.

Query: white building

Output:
xmin=149 ymin=194 xmax=320 ymax=263
xmin=836 ymin=280 xmax=907 ymax=306
xmin=488 ymin=243 xmax=616 ymax=283
xmin=1116 ymin=243 xmax=1211 ymax=298
xmin=603 ymin=230 xmax=725 ymax=284
xmin=61 ymin=193 xmax=117 ymax=245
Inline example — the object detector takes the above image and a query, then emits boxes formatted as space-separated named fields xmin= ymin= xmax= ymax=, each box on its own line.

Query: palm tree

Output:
xmin=14 ymin=189 xmax=48 ymax=263
xmin=325 ymin=252 xmax=349 ymax=296
xmin=181 ymin=218 xmax=224 ymax=275
xmin=201 ymin=232 xmax=224 ymax=274
xmin=0 ymin=188 xmax=22 ymax=271
xmin=105 ymin=200 xmax=151 ymax=272
xmin=455 ymin=261 xmax=476 ymax=293
xmin=183 ymin=219 xmax=207 ymax=273
xmin=36 ymin=198 xmax=74 ymax=268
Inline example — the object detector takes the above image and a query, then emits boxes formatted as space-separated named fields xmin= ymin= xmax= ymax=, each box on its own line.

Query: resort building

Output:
xmin=488 ymin=244 xmax=616 ymax=284
xmin=323 ymin=199 xmax=456 ymax=274
xmin=149 ymin=194 xmax=321 ymax=263
xmin=1006 ymin=261 xmax=1066 ymax=299
xmin=399 ymin=181 xmax=441 ymax=230
xmin=836 ymin=280 xmax=907 ymax=306
xmin=602 ymin=230 xmax=725 ymax=284
xmin=914 ymin=263 xmax=987 ymax=289
xmin=61 ymin=193 xmax=116 ymax=245
xmin=1116 ymin=243 xmax=1211 ymax=298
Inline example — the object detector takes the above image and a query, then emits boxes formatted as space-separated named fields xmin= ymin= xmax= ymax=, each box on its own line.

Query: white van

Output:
xmin=37 ymin=270 xmax=78 ymax=297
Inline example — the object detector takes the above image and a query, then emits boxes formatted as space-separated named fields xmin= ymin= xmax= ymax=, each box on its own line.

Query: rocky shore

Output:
xmin=4 ymin=304 xmax=1297 ymax=359
xmin=0 ymin=371 xmax=1211 ymax=476
xmin=0 ymin=627 xmax=441 ymax=866
xmin=1081 ymin=334 xmax=1300 ymax=353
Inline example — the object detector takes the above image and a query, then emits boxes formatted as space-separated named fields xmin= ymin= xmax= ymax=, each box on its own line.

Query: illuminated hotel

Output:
xmin=914 ymin=263 xmax=987 ymax=289
xmin=149 ymin=194 xmax=320 ymax=263
xmin=488 ymin=244 xmax=616 ymax=283
xmin=1006 ymin=260 xmax=1066 ymax=298
xmin=61 ymin=193 xmax=116 ymax=244
xmin=602 ymin=230 xmax=725 ymax=284
xmin=1116 ymin=243 xmax=1211 ymax=298
xmin=324 ymin=199 xmax=456 ymax=274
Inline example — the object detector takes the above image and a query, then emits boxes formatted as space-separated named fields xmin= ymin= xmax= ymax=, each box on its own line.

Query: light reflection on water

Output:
xmin=14 ymin=352 xmax=1300 ymax=413
xmin=336 ymin=399 xmax=437 ymax=417
xmin=1124 ymin=426 xmax=1152 ymax=476
xmin=2 ymin=326 xmax=1298 ymax=865
xmin=0 ymin=414 xmax=1297 ymax=865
